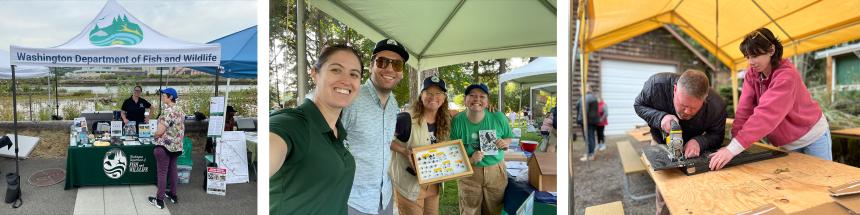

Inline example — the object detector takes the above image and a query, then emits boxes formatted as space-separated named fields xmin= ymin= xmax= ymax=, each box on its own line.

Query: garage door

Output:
xmin=601 ymin=59 xmax=676 ymax=135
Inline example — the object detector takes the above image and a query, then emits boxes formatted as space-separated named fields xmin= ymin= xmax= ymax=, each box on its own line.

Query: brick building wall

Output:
xmin=570 ymin=27 xmax=729 ymax=137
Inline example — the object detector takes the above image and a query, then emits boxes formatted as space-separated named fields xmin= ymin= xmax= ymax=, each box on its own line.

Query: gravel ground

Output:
xmin=573 ymin=134 xmax=657 ymax=215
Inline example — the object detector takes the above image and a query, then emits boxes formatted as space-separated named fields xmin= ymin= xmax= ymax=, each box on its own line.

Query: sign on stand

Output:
xmin=208 ymin=97 xmax=226 ymax=137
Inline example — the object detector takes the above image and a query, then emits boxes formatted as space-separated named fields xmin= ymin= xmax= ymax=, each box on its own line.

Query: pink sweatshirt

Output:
xmin=541 ymin=116 xmax=553 ymax=132
xmin=730 ymin=59 xmax=823 ymax=151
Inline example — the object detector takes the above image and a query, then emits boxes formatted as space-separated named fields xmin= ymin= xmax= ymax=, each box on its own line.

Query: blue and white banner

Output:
xmin=10 ymin=0 xmax=220 ymax=67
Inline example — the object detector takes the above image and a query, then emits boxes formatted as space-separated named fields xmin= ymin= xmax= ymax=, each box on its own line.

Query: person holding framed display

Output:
xmin=390 ymin=75 xmax=451 ymax=214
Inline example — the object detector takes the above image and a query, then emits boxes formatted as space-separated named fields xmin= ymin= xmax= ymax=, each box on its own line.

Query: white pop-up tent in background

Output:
xmin=10 ymin=0 xmax=220 ymax=67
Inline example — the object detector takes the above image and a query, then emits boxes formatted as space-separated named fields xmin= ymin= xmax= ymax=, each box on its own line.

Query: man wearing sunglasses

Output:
xmin=340 ymin=39 xmax=407 ymax=215
xmin=121 ymin=85 xmax=154 ymax=131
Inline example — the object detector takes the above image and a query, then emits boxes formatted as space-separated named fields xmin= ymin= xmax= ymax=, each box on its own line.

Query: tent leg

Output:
xmin=215 ymin=68 xmax=220 ymax=96
xmin=159 ymin=67 xmax=163 ymax=116
xmin=55 ymin=70 xmax=59 ymax=118
xmin=11 ymin=65 xmax=19 ymax=172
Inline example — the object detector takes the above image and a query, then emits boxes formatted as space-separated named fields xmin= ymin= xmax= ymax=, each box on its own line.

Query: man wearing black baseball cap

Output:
xmin=340 ymin=38 xmax=409 ymax=215
xmin=450 ymin=83 xmax=513 ymax=215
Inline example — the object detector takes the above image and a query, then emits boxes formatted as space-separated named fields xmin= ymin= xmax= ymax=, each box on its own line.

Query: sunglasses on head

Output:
xmin=374 ymin=56 xmax=404 ymax=72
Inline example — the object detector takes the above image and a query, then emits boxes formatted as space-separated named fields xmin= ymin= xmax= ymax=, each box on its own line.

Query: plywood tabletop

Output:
xmin=640 ymin=144 xmax=860 ymax=214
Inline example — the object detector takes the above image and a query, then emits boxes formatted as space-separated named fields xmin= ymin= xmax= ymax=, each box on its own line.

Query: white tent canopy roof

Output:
xmin=0 ymin=50 xmax=50 ymax=79
xmin=310 ymin=0 xmax=557 ymax=71
xmin=499 ymin=57 xmax=556 ymax=87
xmin=10 ymin=0 xmax=220 ymax=67
xmin=531 ymin=83 xmax=557 ymax=94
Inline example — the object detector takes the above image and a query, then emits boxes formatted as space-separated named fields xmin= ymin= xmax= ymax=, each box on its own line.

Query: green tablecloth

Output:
xmin=65 ymin=145 xmax=158 ymax=190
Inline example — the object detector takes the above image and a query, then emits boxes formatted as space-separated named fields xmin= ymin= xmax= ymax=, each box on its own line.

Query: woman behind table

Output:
xmin=269 ymin=44 xmax=363 ymax=214
xmin=709 ymin=28 xmax=832 ymax=171
xmin=390 ymin=75 xmax=452 ymax=215
xmin=148 ymin=87 xmax=184 ymax=209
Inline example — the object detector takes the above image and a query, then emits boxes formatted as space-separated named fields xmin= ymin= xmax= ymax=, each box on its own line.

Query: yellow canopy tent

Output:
xmin=575 ymin=0 xmax=860 ymax=108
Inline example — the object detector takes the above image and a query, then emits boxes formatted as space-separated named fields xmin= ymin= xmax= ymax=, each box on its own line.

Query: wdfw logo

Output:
xmin=103 ymin=148 xmax=128 ymax=179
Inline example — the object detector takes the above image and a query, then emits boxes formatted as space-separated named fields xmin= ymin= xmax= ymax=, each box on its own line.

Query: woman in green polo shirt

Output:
xmin=269 ymin=44 xmax=364 ymax=214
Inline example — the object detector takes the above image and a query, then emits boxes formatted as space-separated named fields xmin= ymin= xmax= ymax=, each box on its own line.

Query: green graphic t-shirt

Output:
xmin=449 ymin=110 xmax=513 ymax=167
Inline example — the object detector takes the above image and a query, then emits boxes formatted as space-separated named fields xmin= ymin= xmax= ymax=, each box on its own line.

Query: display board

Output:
xmin=216 ymin=131 xmax=249 ymax=184
xmin=208 ymin=97 xmax=225 ymax=137
xmin=110 ymin=121 xmax=122 ymax=137
xmin=411 ymin=140 xmax=473 ymax=185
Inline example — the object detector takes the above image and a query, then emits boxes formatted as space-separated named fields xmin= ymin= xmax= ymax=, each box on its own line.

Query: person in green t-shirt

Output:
xmin=449 ymin=83 xmax=513 ymax=215
xmin=269 ymin=44 xmax=364 ymax=214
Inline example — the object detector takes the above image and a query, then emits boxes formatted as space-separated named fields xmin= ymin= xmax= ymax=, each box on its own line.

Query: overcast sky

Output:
xmin=0 ymin=0 xmax=256 ymax=50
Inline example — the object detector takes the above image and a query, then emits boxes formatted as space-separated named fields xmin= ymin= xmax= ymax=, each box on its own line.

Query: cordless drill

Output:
xmin=665 ymin=120 xmax=684 ymax=162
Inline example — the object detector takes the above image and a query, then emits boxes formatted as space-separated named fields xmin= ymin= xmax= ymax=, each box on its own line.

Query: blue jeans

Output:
xmin=584 ymin=125 xmax=597 ymax=155
xmin=792 ymin=131 xmax=832 ymax=161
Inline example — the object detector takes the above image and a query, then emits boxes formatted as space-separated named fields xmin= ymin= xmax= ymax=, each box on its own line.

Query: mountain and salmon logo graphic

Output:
xmin=89 ymin=15 xmax=143 ymax=46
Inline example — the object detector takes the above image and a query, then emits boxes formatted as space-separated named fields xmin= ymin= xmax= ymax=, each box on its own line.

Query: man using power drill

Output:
xmin=634 ymin=69 xmax=727 ymax=215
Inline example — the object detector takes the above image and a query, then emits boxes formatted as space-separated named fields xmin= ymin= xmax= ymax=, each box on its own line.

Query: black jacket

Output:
xmin=633 ymin=72 xmax=727 ymax=152
xmin=575 ymin=93 xmax=599 ymax=126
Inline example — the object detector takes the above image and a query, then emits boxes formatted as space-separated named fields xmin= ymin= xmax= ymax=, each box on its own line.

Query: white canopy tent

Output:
xmin=0 ymin=50 xmax=49 ymax=79
xmin=500 ymin=57 xmax=557 ymax=87
xmin=499 ymin=57 xmax=557 ymax=113
xmin=3 ymin=0 xmax=222 ymax=197
xmin=10 ymin=0 xmax=220 ymax=67
xmin=305 ymin=0 xmax=557 ymax=105
xmin=310 ymin=0 xmax=557 ymax=71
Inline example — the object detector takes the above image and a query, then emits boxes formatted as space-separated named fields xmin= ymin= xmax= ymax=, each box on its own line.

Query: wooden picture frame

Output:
xmin=411 ymin=139 xmax=474 ymax=185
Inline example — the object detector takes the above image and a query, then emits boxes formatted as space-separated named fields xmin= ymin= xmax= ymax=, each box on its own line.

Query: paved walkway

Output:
xmin=74 ymin=185 xmax=170 ymax=215
xmin=0 ymin=152 xmax=256 ymax=215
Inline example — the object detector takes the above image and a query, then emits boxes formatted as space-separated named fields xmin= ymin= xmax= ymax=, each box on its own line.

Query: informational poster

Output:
xmin=73 ymin=117 xmax=86 ymax=132
xmin=124 ymin=121 xmax=137 ymax=137
xmin=207 ymin=97 xmax=226 ymax=137
xmin=411 ymin=140 xmax=473 ymax=185
xmin=479 ymin=130 xmax=500 ymax=155
xmin=138 ymin=122 xmax=151 ymax=138
xmin=206 ymin=167 xmax=227 ymax=196
xmin=110 ymin=121 xmax=123 ymax=137
xmin=216 ymin=131 xmax=249 ymax=184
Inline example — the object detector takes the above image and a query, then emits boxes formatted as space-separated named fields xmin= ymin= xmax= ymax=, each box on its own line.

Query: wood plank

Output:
xmin=627 ymin=127 xmax=652 ymax=143
xmin=832 ymin=128 xmax=860 ymax=138
xmin=641 ymin=144 xmax=860 ymax=214
xmin=584 ymin=201 xmax=624 ymax=215
xmin=617 ymin=141 xmax=645 ymax=174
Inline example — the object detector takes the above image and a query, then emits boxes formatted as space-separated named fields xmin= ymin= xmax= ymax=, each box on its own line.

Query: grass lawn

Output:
xmin=439 ymin=181 xmax=460 ymax=214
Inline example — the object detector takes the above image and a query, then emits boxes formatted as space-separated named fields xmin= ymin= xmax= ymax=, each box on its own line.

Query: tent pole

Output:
xmin=159 ymin=67 xmax=163 ymax=116
xmin=215 ymin=67 xmax=220 ymax=96
xmin=11 ymin=65 xmax=20 ymax=182
xmin=55 ymin=70 xmax=59 ymax=118
xmin=498 ymin=79 xmax=503 ymax=112
xmin=47 ymin=72 xmax=51 ymax=117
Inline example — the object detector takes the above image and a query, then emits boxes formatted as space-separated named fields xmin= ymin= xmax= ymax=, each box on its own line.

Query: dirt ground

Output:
xmin=573 ymin=134 xmax=657 ymax=215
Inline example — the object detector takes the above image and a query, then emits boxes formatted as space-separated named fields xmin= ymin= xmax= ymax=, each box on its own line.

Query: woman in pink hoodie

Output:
xmin=709 ymin=28 xmax=831 ymax=171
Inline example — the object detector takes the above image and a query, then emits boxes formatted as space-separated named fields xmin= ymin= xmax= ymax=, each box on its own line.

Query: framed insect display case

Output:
xmin=411 ymin=139 xmax=474 ymax=185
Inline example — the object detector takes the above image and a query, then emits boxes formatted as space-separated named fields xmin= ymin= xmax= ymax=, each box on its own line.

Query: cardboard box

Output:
xmin=528 ymin=152 xmax=556 ymax=192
